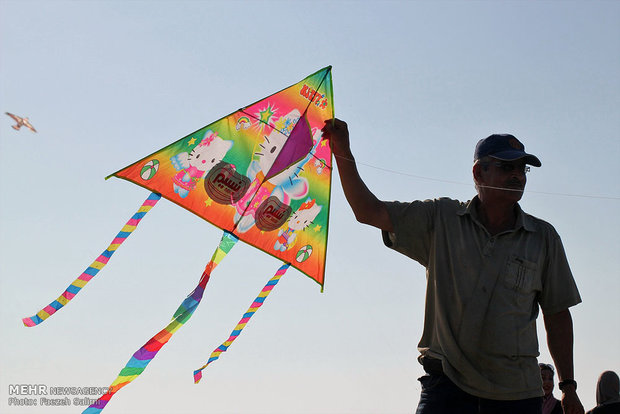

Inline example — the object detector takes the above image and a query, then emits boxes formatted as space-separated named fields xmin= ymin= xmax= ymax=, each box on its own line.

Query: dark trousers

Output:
xmin=416 ymin=366 xmax=542 ymax=414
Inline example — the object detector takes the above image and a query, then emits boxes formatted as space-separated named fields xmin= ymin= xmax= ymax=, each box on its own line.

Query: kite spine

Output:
xmin=193 ymin=262 xmax=290 ymax=383
xmin=83 ymin=231 xmax=239 ymax=414
xmin=22 ymin=192 xmax=162 ymax=327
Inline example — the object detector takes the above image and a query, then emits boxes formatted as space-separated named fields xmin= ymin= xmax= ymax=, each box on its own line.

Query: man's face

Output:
xmin=475 ymin=158 xmax=529 ymax=204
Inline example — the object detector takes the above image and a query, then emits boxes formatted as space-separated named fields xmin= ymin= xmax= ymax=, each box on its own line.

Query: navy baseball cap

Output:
xmin=474 ymin=134 xmax=541 ymax=167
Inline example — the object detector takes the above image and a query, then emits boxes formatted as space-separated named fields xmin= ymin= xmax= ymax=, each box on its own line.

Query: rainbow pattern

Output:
xmin=84 ymin=231 xmax=239 ymax=413
xmin=193 ymin=262 xmax=289 ymax=383
xmin=22 ymin=192 xmax=161 ymax=327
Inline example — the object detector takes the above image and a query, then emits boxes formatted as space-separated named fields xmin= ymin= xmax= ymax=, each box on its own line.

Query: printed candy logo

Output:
xmin=255 ymin=196 xmax=292 ymax=232
xmin=204 ymin=162 xmax=250 ymax=204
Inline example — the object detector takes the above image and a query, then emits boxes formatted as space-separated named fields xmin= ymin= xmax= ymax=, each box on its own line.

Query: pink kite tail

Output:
xmin=22 ymin=192 xmax=162 ymax=327
xmin=193 ymin=262 xmax=290 ymax=383
xmin=83 ymin=231 xmax=239 ymax=414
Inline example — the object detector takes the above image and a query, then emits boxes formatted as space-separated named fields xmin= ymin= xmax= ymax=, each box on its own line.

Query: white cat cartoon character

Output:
xmin=274 ymin=199 xmax=322 ymax=252
xmin=170 ymin=131 xmax=233 ymax=198
xmin=233 ymin=109 xmax=316 ymax=233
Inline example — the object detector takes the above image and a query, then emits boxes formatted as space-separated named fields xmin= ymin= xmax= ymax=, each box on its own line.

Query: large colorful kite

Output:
xmin=22 ymin=66 xmax=334 ymax=413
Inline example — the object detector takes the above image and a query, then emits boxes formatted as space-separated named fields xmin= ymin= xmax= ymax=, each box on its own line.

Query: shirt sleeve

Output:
xmin=382 ymin=199 xmax=436 ymax=267
xmin=538 ymin=226 xmax=582 ymax=315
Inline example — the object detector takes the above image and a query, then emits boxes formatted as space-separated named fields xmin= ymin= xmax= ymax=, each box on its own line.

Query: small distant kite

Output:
xmin=5 ymin=112 xmax=37 ymax=132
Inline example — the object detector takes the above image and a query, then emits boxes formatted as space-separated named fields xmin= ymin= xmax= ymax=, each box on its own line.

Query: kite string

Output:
xmin=333 ymin=154 xmax=620 ymax=201
xmin=83 ymin=231 xmax=239 ymax=414
xmin=193 ymin=262 xmax=290 ymax=384
xmin=22 ymin=192 xmax=162 ymax=327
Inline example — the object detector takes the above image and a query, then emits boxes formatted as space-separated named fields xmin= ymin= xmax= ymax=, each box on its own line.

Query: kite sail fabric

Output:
xmin=22 ymin=67 xmax=333 ymax=414
xmin=84 ymin=231 xmax=239 ymax=413
xmin=22 ymin=192 xmax=162 ymax=327
xmin=109 ymin=66 xmax=334 ymax=289
xmin=193 ymin=262 xmax=290 ymax=383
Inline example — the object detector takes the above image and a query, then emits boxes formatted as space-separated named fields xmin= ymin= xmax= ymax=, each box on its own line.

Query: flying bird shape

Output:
xmin=5 ymin=112 xmax=37 ymax=132
xmin=22 ymin=66 xmax=334 ymax=413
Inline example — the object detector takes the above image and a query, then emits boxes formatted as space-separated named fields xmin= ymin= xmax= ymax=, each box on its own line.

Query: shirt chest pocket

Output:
xmin=503 ymin=255 xmax=541 ymax=294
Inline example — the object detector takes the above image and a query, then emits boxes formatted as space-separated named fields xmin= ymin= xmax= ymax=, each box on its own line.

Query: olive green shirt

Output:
xmin=383 ymin=196 xmax=581 ymax=400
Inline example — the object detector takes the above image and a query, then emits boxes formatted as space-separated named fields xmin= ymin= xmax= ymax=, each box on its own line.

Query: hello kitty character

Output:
xmin=274 ymin=199 xmax=322 ymax=252
xmin=233 ymin=109 xmax=317 ymax=233
xmin=170 ymin=131 xmax=233 ymax=198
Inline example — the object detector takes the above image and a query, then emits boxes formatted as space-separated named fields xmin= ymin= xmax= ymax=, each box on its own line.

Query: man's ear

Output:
xmin=473 ymin=163 xmax=483 ymax=186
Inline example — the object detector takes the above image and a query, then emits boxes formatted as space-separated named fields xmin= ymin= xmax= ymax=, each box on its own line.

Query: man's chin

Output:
xmin=501 ymin=188 xmax=524 ymax=203
xmin=512 ymin=191 xmax=524 ymax=202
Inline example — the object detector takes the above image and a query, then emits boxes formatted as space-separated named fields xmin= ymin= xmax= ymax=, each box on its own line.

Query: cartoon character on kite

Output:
xmin=170 ymin=131 xmax=233 ymax=198
xmin=21 ymin=66 xmax=334 ymax=414
xmin=274 ymin=198 xmax=322 ymax=252
xmin=232 ymin=109 xmax=311 ymax=233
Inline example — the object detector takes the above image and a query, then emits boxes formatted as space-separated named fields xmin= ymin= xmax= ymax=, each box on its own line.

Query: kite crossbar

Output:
xmin=193 ymin=262 xmax=290 ymax=383
xmin=22 ymin=192 xmax=162 ymax=327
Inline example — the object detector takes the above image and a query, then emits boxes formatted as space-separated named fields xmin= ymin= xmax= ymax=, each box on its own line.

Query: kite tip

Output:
xmin=193 ymin=370 xmax=203 ymax=384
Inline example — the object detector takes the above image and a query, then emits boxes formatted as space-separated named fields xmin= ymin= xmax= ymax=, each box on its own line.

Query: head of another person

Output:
xmin=539 ymin=363 xmax=555 ymax=397
xmin=596 ymin=370 xmax=620 ymax=406
xmin=473 ymin=134 xmax=541 ymax=205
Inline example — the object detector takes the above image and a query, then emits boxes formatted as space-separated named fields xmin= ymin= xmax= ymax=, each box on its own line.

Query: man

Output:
xmin=322 ymin=118 xmax=584 ymax=414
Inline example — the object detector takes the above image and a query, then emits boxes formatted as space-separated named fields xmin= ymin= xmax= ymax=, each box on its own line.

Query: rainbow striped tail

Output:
xmin=193 ymin=262 xmax=290 ymax=384
xmin=83 ymin=231 xmax=239 ymax=414
xmin=22 ymin=192 xmax=161 ymax=327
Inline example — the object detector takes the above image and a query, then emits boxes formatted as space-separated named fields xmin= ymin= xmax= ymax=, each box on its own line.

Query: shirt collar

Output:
xmin=457 ymin=195 xmax=536 ymax=233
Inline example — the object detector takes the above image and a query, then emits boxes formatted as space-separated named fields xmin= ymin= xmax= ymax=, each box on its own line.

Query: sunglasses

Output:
xmin=492 ymin=161 xmax=531 ymax=174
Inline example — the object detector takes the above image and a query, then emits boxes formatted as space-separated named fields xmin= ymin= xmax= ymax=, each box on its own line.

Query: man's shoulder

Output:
xmin=520 ymin=209 xmax=561 ymax=238
xmin=433 ymin=197 xmax=469 ymax=209
xmin=388 ymin=197 xmax=466 ymax=211
xmin=385 ymin=198 xmax=468 ymax=228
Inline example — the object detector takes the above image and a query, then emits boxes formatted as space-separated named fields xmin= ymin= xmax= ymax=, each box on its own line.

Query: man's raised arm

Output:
xmin=322 ymin=119 xmax=393 ymax=232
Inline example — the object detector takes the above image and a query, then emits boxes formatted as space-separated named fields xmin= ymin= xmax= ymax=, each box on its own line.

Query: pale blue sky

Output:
xmin=1 ymin=1 xmax=618 ymax=413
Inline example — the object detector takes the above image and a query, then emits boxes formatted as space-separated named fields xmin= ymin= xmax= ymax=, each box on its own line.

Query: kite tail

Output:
xmin=83 ymin=231 xmax=238 ymax=414
xmin=22 ymin=192 xmax=162 ymax=327
xmin=193 ymin=262 xmax=290 ymax=384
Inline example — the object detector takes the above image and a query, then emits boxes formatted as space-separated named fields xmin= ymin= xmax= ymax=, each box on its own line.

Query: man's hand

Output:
xmin=322 ymin=118 xmax=351 ymax=158
xmin=561 ymin=386 xmax=584 ymax=414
